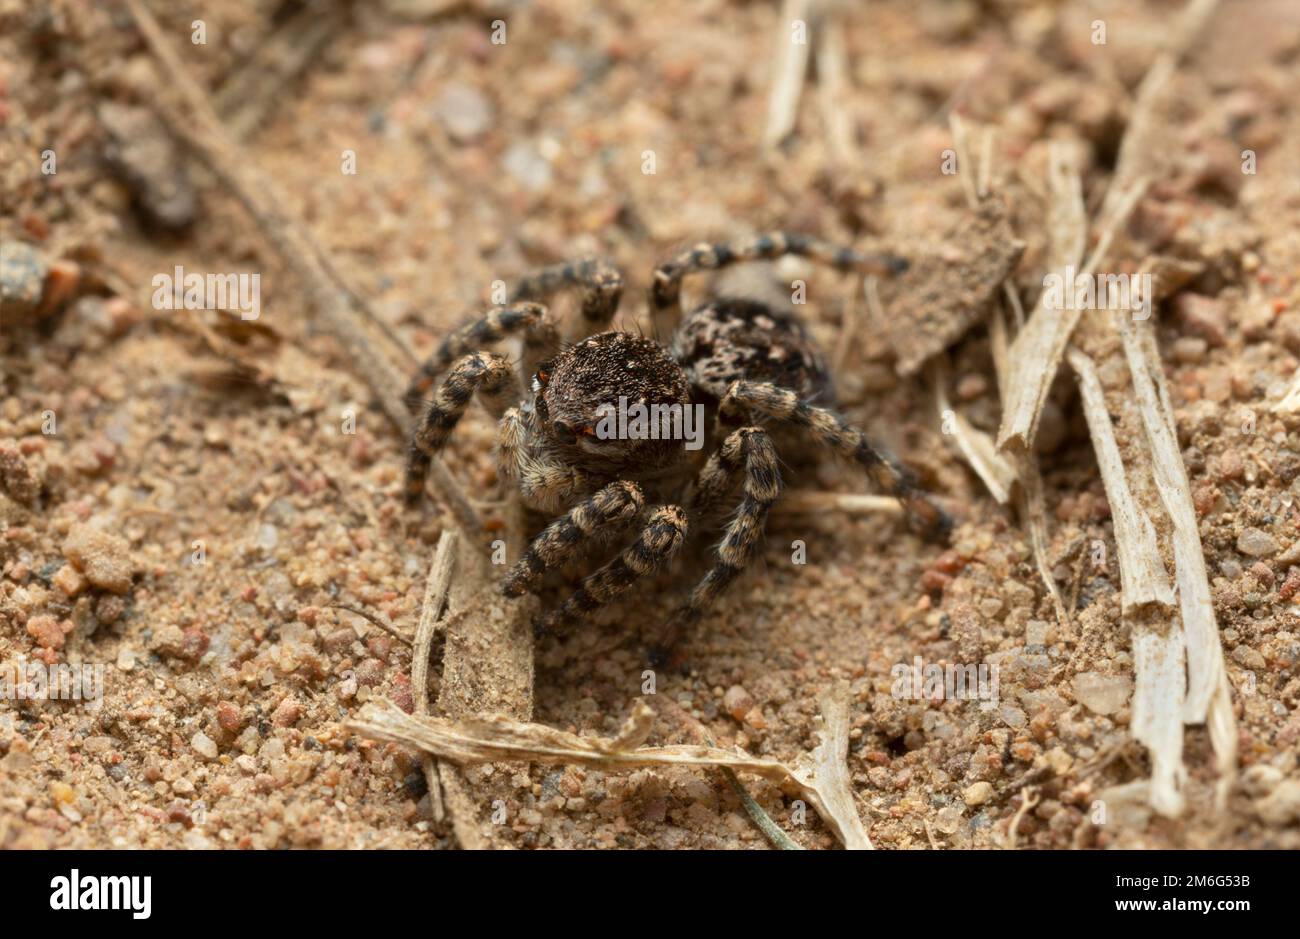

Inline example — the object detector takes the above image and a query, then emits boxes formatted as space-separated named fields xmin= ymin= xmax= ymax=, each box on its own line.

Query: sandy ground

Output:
xmin=2 ymin=0 xmax=1299 ymax=849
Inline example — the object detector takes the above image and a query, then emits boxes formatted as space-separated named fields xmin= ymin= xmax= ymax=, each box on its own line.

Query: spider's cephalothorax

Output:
xmin=530 ymin=331 xmax=692 ymax=484
xmin=403 ymin=233 xmax=949 ymax=664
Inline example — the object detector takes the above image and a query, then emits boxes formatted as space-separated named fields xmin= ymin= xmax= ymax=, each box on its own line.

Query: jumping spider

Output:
xmin=403 ymin=233 xmax=950 ymax=664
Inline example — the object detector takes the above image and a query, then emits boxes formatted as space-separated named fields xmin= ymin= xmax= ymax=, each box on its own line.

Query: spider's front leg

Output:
xmin=405 ymin=352 xmax=519 ymax=506
xmin=405 ymin=302 xmax=558 ymax=413
xmin=534 ymin=504 xmax=689 ymax=640
xmin=647 ymin=426 xmax=781 ymax=667
xmin=510 ymin=257 xmax=624 ymax=340
xmin=721 ymin=380 xmax=951 ymax=540
xmin=501 ymin=481 xmax=645 ymax=598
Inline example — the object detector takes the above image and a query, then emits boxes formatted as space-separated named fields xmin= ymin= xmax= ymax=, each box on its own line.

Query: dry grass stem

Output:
xmin=933 ymin=360 xmax=1015 ymax=504
xmin=763 ymin=0 xmax=813 ymax=150
xmin=348 ymin=683 xmax=873 ymax=849
xmin=1066 ymin=348 xmax=1175 ymax=612
xmin=773 ymin=491 xmax=903 ymax=518
xmin=411 ymin=530 xmax=459 ymax=822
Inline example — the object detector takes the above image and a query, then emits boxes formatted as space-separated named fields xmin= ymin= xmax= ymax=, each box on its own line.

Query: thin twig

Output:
xmin=1003 ymin=785 xmax=1040 ymax=850
xmin=329 ymin=603 xmax=414 ymax=646
xmin=412 ymin=530 xmax=458 ymax=823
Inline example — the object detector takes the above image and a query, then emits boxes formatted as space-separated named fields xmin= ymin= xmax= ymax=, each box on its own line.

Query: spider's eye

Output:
xmin=552 ymin=420 xmax=577 ymax=444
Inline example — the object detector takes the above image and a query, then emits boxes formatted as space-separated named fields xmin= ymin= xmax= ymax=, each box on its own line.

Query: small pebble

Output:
xmin=0 ymin=240 xmax=48 ymax=324
xmin=503 ymin=142 xmax=553 ymax=192
xmin=1173 ymin=336 xmax=1207 ymax=364
xmin=1256 ymin=780 xmax=1300 ymax=826
xmin=216 ymin=701 xmax=243 ymax=733
xmin=1176 ymin=293 xmax=1227 ymax=347
xmin=722 ymin=685 xmax=755 ymax=721
xmin=51 ymin=564 xmax=87 ymax=598
xmin=62 ymin=523 xmax=135 ymax=594
xmin=432 ymin=83 xmax=494 ymax=142
xmin=1237 ymin=527 xmax=1280 ymax=558
xmin=272 ymin=697 xmax=301 ymax=727
xmin=1072 ymin=672 xmax=1132 ymax=715
xmin=27 ymin=614 xmax=71 ymax=650
xmin=191 ymin=731 xmax=218 ymax=760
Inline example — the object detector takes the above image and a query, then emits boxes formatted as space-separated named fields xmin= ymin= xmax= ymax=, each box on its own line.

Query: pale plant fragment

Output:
xmin=772 ymin=491 xmax=902 ymax=518
xmin=947 ymin=114 xmax=981 ymax=211
xmin=832 ymin=272 xmax=873 ymax=378
xmin=1061 ymin=0 xmax=1230 ymax=817
xmin=411 ymin=530 xmax=458 ymax=823
xmin=763 ymin=0 xmax=813 ymax=150
xmin=928 ymin=116 xmax=1017 ymax=506
xmin=815 ymin=13 xmax=856 ymax=169
xmin=995 ymin=142 xmax=1087 ymax=453
xmin=944 ymin=120 xmax=1074 ymax=634
xmin=787 ymin=684 xmax=874 ymax=849
xmin=1271 ymin=376 xmax=1300 ymax=415
xmin=1001 ymin=142 xmax=1086 ymax=627
xmin=1119 ymin=316 xmax=1236 ymax=800
xmin=1017 ymin=450 xmax=1070 ymax=629
xmin=1065 ymin=348 xmax=1175 ymax=612
xmin=1002 ymin=786 xmax=1040 ymax=850
xmin=434 ymin=508 xmax=538 ymax=848
xmin=932 ymin=360 xmax=1015 ymax=504
xmin=649 ymin=696 xmax=802 ymax=850
xmin=1130 ymin=627 xmax=1189 ymax=817
xmin=984 ymin=0 xmax=1230 ymax=822
xmin=976 ymin=126 xmax=995 ymax=200
xmin=1097 ymin=0 xmax=1220 ymax=224
xmin=348 ymin=684 xmax=873 ymax=849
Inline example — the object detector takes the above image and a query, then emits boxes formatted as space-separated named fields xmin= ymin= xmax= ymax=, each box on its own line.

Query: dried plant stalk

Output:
xmin=763 ymin=0 xmax=813 ymax=150
xmin=816 ymin=13 xmax=856 ymax=169
xmin=124 ymin=0 xmax=485 ymax=544
xmin=996 ymin=143 xmax=1086 ymax=453
xmin=773 ymin=491 xmax=902 ymax=518
xmin=1131 ymin=626 xmax=1189 ymax=816
xmin=1066 ymin=348 xmax=1175 ymax=612
xmin=349 ymin=684 xmax=873 ymax=849
xmin=411 ymin=531 xmax=458 ymax=822
xmin=933 ymin=360 xmax=1015 ymax=504
xmin=1119 ymin=316 xmax=1236 ymax=797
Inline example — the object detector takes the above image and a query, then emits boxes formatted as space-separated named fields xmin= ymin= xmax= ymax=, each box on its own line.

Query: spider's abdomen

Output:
xmin=670 ymin=298 xmax=833 ymax=405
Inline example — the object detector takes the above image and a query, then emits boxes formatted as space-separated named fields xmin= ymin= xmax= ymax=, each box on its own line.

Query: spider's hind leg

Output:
xmin=510 ymin=257 xmax=624 ymax=340
xmin=650 ymin=231 xmax=908 ymax=334
xmin=722 ymin=379 xmax=951 ymax=540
